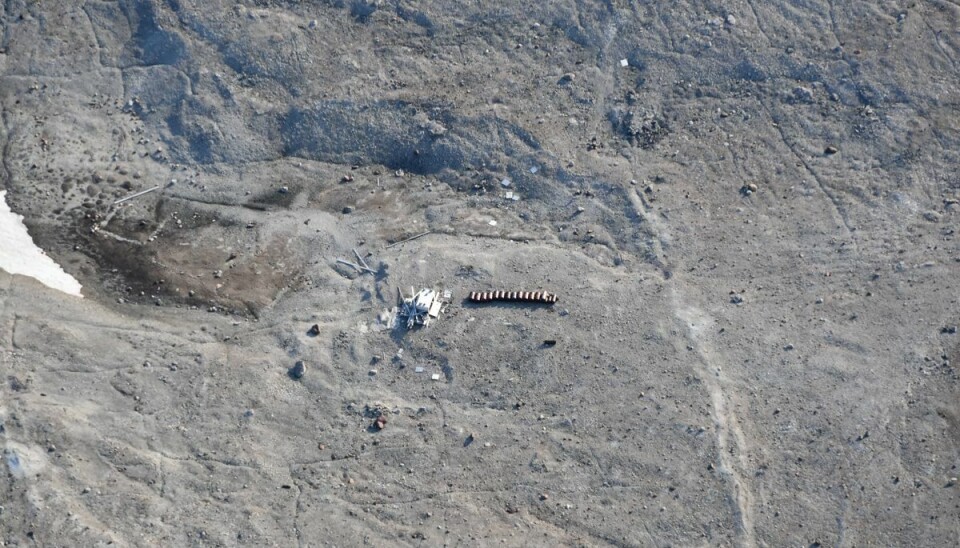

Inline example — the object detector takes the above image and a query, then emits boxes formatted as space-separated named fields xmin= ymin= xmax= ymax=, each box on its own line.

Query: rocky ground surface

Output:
xmin=1 ymin=1 xmax=959 ymax=546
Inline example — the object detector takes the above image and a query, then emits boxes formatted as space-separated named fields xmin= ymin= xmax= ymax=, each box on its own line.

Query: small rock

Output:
xmin=307 ymin=324 xmax=320 ymax=336
xmin=922 ymin=211 xmax=941 ymax=223
xmin=289 ymin=360 xmax=307 ymax=380
xmin=342 ymin=205 xmax=354 ymax=214
xmin=824 ymin=145 xmax=839 ymax=155
xmin=278 ymin=186 xmax=289 ymax=194
xmin=747 ymin=183 xmax=759 ymax=193
xmin=500 ymin=178 xmax=512 ymax=188
xmin=730 ymin=293 xmax=744 ymax=305
xmin=726 ymin=14 xmax=737 ymax=25
xmin=308 ymin=19 xmax=318 ymax=29
xmin=784 ymin=343 xmax=795 ymax=351
xmin=374 ymin=415 xmax=387 ymax=430
xmin=213 ymin=270 xmax=223 ymax=279
xmin=941 ymin=326 xmax=957 ymax=334
xmin=539 ymin=493 xmax=549 ymax=501
xmin=791 ymin=86 xmax=815 ymax=104
xmin=558 ymin=72 xmax=575 ymax=84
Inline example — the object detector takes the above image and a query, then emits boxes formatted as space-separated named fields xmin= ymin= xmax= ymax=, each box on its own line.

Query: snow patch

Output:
xmin=0 ymin=191 xmax=83 ymax=297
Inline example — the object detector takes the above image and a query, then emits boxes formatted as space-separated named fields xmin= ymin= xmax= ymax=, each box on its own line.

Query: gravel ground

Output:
xmin=1 ymin=1 xmax=959 ymax=546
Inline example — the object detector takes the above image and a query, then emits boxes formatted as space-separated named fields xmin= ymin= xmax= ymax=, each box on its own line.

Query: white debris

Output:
xmin=431 ymin=373 xmax=441 ymax=381
xmin=500 ymin=178 xmax=512 ymax=188
xmin=396 ymin=286 xmax=451 ymax=328
xmin=529 ymin=166 xmax=539 ymax=174
xmin=619 ymin=58 xmax=629 ymax=67
xmin=415 ymin=366 xmax=425 ymax=373
xmin=505 ymin=191 xmax=514 ymax=199
xmin=488 ymin=220 xmax=498 ymax=226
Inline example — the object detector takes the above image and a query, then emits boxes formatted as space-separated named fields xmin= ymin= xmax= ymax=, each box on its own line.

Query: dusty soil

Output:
xmin=1 ymin=1 xmax=959 ymax=546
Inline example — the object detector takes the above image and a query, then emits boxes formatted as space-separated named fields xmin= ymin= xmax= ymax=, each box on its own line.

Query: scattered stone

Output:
xmin=500 ymin=178 xmax=512 ymax=188
xmin=922 ymin=211 xmax=941 ymax=223
xmin=543 ymin=339 xmax=557 ymax=347
xmin=941 ymin=326 xmax=957 ymax=334
xmin=726 ymin=14 xmax=737 ymax=25
xmin=374 ymin=415 xmax=387 ymax=430
xmin=824 ymin=145 xmax=839 ymax=155
xmin=308 ymin=19 xmax=318 ymax=29
xmin=784 ymin=343 xmax=795 ymax=351
xmin=307 ymin=324 xmax=320 ymax=336
xmin=341 ymin=174 xmax=354 ymax=183
xmin=619 ymin=58 xmax=629 ymax=67
xmin=791 ymin=86 xmax=815 ymax=104
xmin=539 ymin=493 xmax=549 ymax=501
xmin=342 ymin=205 xmax=354 ymax=214
xmin=730 ymin=293 xmax=744 ymax=305
xmin=278 ymin=186 xmax=289 ymax=194
xmin=289 ymin=360 xmax=307 ymax=380
xmin=558 ymin=72 xmax=575 ymax=84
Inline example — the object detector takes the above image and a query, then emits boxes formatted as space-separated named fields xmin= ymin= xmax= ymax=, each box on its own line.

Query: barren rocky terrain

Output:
xmin=1 ymin=0 xmax=959 ymax=546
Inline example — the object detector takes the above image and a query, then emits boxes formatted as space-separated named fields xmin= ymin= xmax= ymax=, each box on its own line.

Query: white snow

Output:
xmin=0 ymin=191 xmax=83 ymax=297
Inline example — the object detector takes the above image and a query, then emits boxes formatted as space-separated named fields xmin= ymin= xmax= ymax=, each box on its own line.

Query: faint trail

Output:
xmin=745 ymin=0 xmax=773 ymax=46
xmin=0 ymin=275 xmax=11 ymax=349
xmin=921 ymin=15 xmax=960 ymax=74
xmin=672 ymin=297 xmax=757 ymax=548
xmin=760 ymin=102 xmax=861 ymax=257
xmin=624 ymin=183 xmax=757 ymax=545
